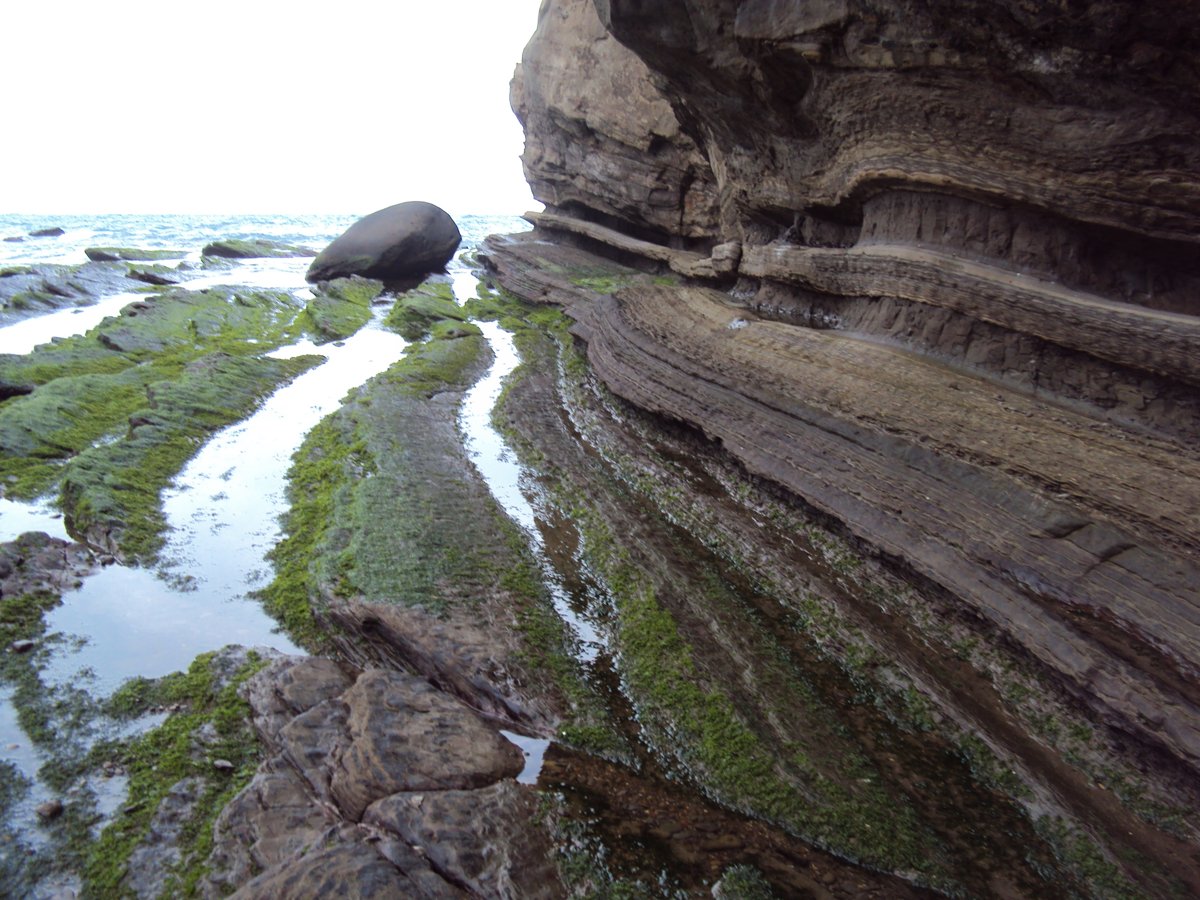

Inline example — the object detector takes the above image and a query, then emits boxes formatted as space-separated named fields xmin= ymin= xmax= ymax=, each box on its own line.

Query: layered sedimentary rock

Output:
xmin=513 ymin=0 xmax=720 ymax=243
xmin=486 ymin=0 xmax=1200 ymax=893
xmin=202 ymin=656 xmax=559 ymax=899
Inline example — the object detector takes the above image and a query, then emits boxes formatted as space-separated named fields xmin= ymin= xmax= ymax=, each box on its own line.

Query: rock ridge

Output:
xmin=203 ymin=655 xmax=560 ymax=899
xmin=488 ymin=3 xmax=1200 ymax=882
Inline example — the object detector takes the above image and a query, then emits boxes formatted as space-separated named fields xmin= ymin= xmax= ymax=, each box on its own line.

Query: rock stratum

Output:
xmin=480 ymin=0 xmax=1200 ymax=894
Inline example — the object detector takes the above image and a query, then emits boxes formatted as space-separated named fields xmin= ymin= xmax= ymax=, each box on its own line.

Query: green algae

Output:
xmin=83 ymin=650 xmax=268 ymax=899
xmin=84 ymin=248 xmax=187 ymax=262
xmin=61 ymin=352 xmax=320 ymax=562
xmin=382 ymin=279 xmax=467 ymax=340
xmin=569 ymin=508 xmax=939 ymax=878
xmin=468 ymin=283 xmax=989 ymax=885
xmin=0 ymin=283 xmax=369 ymax=557
xmin=258 ymin=412 xmax=364 ymax=650
xmin=261 ymin=321 xmax=615 ymax=746
xmin=302 ymin=275 xmax=381 ymax=341
xmin=201 ymin=238 xmax=314 ymax=259
xmin=0 ymin=586 xmax=99 ymax=767
xmin=260 ymin=331 xmax=488 ymax=650
xmin=0 ymin=579 xmax=121 ymax=892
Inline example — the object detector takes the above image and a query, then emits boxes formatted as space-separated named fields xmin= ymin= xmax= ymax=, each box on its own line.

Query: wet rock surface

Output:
xmin=0 ymin=530 xmax=95 ymax=598
xmin=306 ymin=201 xmax=462 ymax=284
xmin=0 ymin=260 xmax=155 ymax=324
xmin=489 ymin=2 xmax=1200 ymax=893
xmin=204 ymin=656 xmax=556 ymax=900
xmin=481 ymin=229 xmax=1200 ymax=896
xmin=201 ymin=238 xmax=316 ymax=259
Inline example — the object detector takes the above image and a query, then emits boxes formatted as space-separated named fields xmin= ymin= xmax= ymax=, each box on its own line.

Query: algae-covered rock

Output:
xmin=29 ymin=227 xmax=65 ymax=238
xmin=84 ymin=247 xmax=187 ymax=262
xmin=306 ymin=201 xmax=461 ymax=284
xmin=303 ymin=275 xmax=381 ymax=341
xmin=382 ymin=279 xmax=466 ymax=340
xmin=201 ymin=238 xmax=316 ymax=259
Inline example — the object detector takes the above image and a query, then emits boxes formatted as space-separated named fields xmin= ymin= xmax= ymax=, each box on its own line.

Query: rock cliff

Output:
xmin=485 ymin=0 xmax=1200 ymax=894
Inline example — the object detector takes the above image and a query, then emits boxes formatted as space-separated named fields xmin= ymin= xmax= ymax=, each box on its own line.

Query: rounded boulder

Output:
xmin=306 ymin=201 xmax=461 ymax=283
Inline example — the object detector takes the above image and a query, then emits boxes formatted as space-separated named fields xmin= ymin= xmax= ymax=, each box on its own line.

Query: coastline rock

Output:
xmin=364 ymin=782 xmax=562 ymax=898
xmin=305 ymin=202 xmax=461 ymax=284
xmin=329 ymin=670 xmax=523 ymax=821
xmin=481 ymin=1 xmax=1200 ymax=892
xmin=126 ymin=266 xmax=181 ymax=286
xmin=84 ymin=247 xmax=187 ymax=262
xmin=201 ymin=239 xmax=316 ymax=260
xmin=29 ymin=227 xmax=65 ymax=238
xmin=511 ymin=0 xmax=719 ymax=244
xmin=0 ymin=532 xmax=96 ymax=598
xmin=202 ymin=657 xmax=553 ymax=899
xmin=0 ymin=260 xmax=174 ymax=325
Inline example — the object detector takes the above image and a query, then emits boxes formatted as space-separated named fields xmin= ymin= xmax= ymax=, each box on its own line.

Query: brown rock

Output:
xmin=231 ymin=842 xmax=440 ymax=900
xmin=364 ymin=781 xmax=564 ymax=898
xmin=204 ymin=658 xmax=543 ymax=898
xmin=34 ymin=799 xmax=63 ymax=821
xmin=513 ymin=0 xmax=719 ymax=243
xmin=330 ymin=670 xmax=524 ymax=821
xmin=204 ymin=759 xmax=335 ymax=894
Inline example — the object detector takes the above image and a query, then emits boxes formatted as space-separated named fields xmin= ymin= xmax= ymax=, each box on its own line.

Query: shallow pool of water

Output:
xmin=42 ymin=316 xmax=408 ymax=694
xmin=459 ymin=318 xmax=603 ymax=662
xmin=0 ymin=270 xmax=408 ymax=867
xmin=0 ymin=291 xmax=145 ymax=356
xmin=0 ymin=497 xmax=70 ymax=544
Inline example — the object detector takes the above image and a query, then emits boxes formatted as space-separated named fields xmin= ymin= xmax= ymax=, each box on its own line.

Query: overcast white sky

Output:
xmin=1 ymin=0 xmax=542 ymax=216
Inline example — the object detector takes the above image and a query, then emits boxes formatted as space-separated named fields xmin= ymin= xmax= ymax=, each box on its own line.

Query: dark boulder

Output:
xmin=306 ymin=201 xmax=461 ymax=284
xmin=29 ymin=227 xmax=65 ymax=238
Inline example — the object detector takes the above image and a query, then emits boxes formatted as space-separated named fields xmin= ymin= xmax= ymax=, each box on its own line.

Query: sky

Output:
xmin=1 ymin=0 xmax=542 ymax=216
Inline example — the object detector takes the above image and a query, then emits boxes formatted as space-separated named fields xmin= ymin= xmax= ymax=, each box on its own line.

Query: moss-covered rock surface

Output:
xmin=0 ymin=282 xmax=381 ymax=561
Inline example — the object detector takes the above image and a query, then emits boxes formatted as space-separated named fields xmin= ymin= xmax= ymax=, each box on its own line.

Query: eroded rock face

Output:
xmin=590 ymin=0 xmax=1200 ymax=244
xmin=517 ymin=0 xmax=1200 ymax=420
xmin=306 ymin=202 xmax=462 ymax=284
xmin=512 ymin=0 xmax=720 ymax=244
xmin=204 ymin=657 xmax=556 ymax=899
xmin=487 ymin=1 xmax=1200 ymax=892
xmin=331 ymin=670 xmax=524 ymax=820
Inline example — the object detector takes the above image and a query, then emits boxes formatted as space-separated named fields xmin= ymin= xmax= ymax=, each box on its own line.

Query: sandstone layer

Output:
xmin=486 ymin=0 xmax=1200 ymax=894
xmin=202 ymin=656 xmax=560 ymax=899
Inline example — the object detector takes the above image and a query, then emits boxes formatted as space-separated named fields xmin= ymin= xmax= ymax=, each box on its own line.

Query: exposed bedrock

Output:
xmin=202 ymin=656 xmax=558 ymax=899
xmin=513 ymin=0 xmax=721 ymax=245
xmin=515 ymin=0 xmax=1200 ymax=430
xmin=493 ymin=0 xmax=1200 ymax=888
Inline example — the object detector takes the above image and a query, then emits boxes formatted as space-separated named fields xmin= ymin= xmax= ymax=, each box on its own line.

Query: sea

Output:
xmin=0 ymin=211 xmax=527 ymax=270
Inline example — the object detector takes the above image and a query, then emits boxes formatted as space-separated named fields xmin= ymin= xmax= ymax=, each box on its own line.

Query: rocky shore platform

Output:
xmin=6 ymin=0 xmax=1200 ymax=895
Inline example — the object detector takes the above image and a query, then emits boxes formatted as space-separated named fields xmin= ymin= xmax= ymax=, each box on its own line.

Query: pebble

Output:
xmin=35 ymin=800 xmax=64 ymax=821
xmin=9 ymin=640 xmax=35 ymax=654
xmin=212 ymin=759 xmax=235 ymax=773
